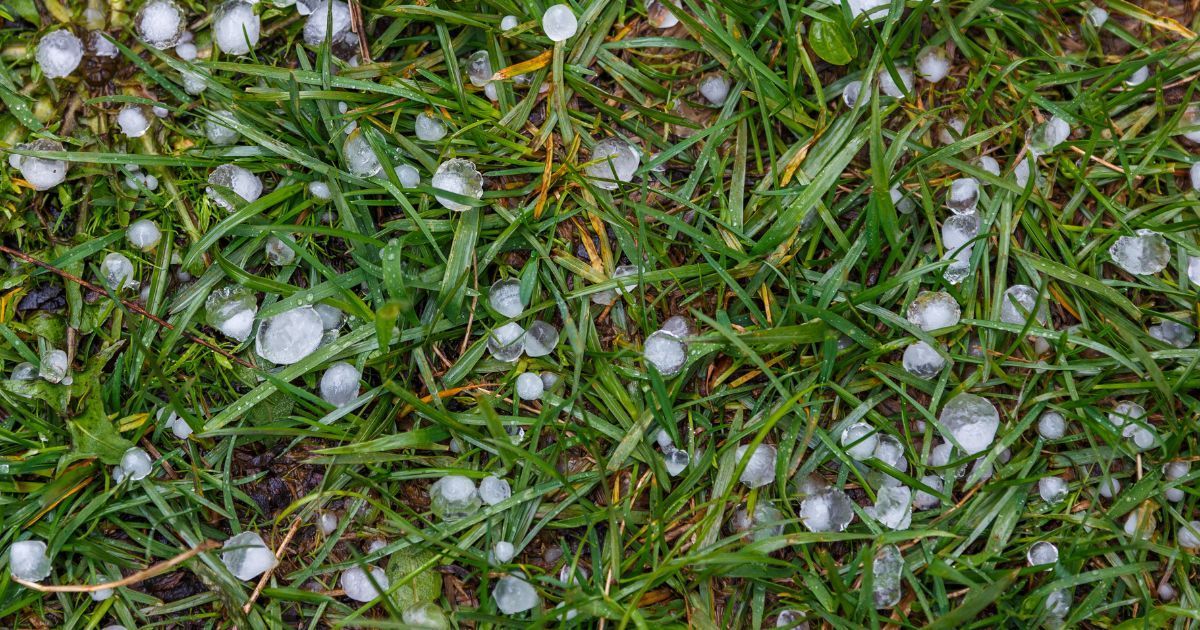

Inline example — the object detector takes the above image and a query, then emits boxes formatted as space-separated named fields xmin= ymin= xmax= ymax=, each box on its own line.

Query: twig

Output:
xmin=0 ymin=244 xmax=255 ymax=369
xmin=14 ymin=540 xmax=220 ymax=592
xmin=349 ymin=0 xmax=371 ymax=64
xmin=243 ymin=517 xmax=302 ymax=613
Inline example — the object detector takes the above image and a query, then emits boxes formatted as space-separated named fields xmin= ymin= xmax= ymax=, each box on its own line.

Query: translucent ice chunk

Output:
xmin=799 ymin=488 xmax=855 ymax=532
xmin=902 ymin=341 xmax=946 ymax=379
xmin=999 ymin=284 xmax=1048 ymax=326
xmin=117 ymin=105 xmax=151 ymax=138
xmin=735 ymin=443 xmax=776 ymax=488
xmin=515 ymin=372 xmax=544 ymax=400
xmin=206 ymin=164 xmax=263 ymax=210
xmin=320 ymin=362 xmax=360 ymax=406
xmin=524 ymin=321 xmax=559 ymax=357
xmin=415 ymin=113 xmax=447 ymax=142
xmin=137 ymin=0 xmax=186 ymax=49
xmin=127 ymin=219 xmax=162 ymax=251
xmin=255 ymin=306 xmax=323 ymax=364
xmin=101 ymin=252 xmax=136 ymax=291
xmin=205 ymin=285 xmax=258 ymax=342
xmin=12 ymin=139 xmax=68 ymax=190
xmin=429 ymin=475 xmax=481 ymax=520
xmin=1108 ymin=229 xmax=1170 ymax=275
xmin=542 ymin=4 xmax=577 ymax=41
xmin=494 ymin=573 xmax=539 ymax=614
xmin=907 ymin=291 xmax=961 ymax=331
xmin=699 ymin=73 xmax=732 ymax=106
xmin=872 ymin=544 xmax=903 ymax=608
xmin=586 ymin=138 xmax=640 ymax=190
xmin=479 ymin=475 xmax=512 ymax=505
xmin=9 ymin=540 xmax=51 ymax=582
xmin=938 ymin=393 xmax=999 ymax=455
xmin=644 ymin=330 xmax=687 ymax=375
xmin=222 ymin=532 xmax=277 ymax=580
xmin=840 ymin=421 xmax=878 ymax=461
xmin=37 ymin=30 xmax=84 ymax=78
xmin=488 ymin=322 xmax=525 ymax=362
xmin=1027 ymin=541 xmax=1058 ymax=566
xmin=916 ymin=47 xmax=950 ymax=83
xmin=213 ymin=1 xmax=261 ymax=55
xmin=206 ymin=110 xmax=241 ymax=145
xmin=341 ymin=565 xmax=388 ymax=601
xmin=432 ymin=159 xmax=484 ymax=211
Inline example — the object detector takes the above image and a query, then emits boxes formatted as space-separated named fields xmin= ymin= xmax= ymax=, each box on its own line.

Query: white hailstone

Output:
xmin=1027 ymin=541 xmax=1059 ymax=566
xmin=87 ymin=30 xmax=119 ymax=58
xmin=39 ymin=349 xmax=69 ymax=383
xmin=1013 ymin=157 xmax=1033 ymax=188
xmin=314 ymin=304 xmax=344 ymax=331
xmin=1123 ymin=422 xmax=1156 ymax=451
xmin=213 ymin=1 xmax=261 ymax=55
xmin=1124 ymin=507 xmax=1155 ymax=539
xmin=206 ymin=110 xmax=241 ymax=145
xmin=1028 ymin=116 xmax=1071 ymax=156
xmin=137 ymin=0 xmax=186 ymax=49
xmin=586 ymin=137 xmax=640 ymax=189
xmin=660 ymin=315 xmax=694 ymax=339
xmin=1165 ymin=461 xmax=1190 ymax=481
xmin=163 ymin=410 xmax=193 ymax=439
xmin=1097 ymin=477 xmax=1120 ymax=499
xmin=731 ymin=502 xmax=785 ymax=542
xmin=999 ymin=284 xmax=1048 ymax=326
xmin=916 ymin=47 xmax=951 ymax=83
xmin=699 ymin=73 xmax=732 ymax=106
xmin=848 ymin=0 xmax=889 ymax=20
xmin=1108 ymin=229 xmax=1170 ymax=275
xmin=479 ymin=476 xmax=512 ymax=505
xmin=1126 ymin=66 xmax=1150 ymax=87
xmin=303 ymin=1 xmax=352 ymax=45
xmin=432 ymin=159 xmax=484 ymax=211
xmin=1149 ymin=320 xmax=1194 ymax=348
xmin=101 ymin=252 xmax=136 ymax=291
xmin=1189 ymin=163 xmax=1200 ymax=192
xmin=414 ymin=113 xmax=447 ymax=142
xmin=320 ymin=362 xmax=360 ymax=406
xmin=467 ymin=50 xmax=493 ymax=87
xmin=366 ymin=539 xmax=387 ymax=554
xmin=205 ymin=285 xmax=258 ymax=342
xmin=842 ymin=80 xmax=862 ymax=107
xmin=488 ymin=278 xmax=524 ymax=318
xmin=36 ymin=30 xmax=84 ymax=79
xmin=1037 ymin=411 xmax=1066 ymax=440
xmin=1038 ymin=476 xmax=1067 ymax=503
xmin=542 ymin=4 xmax=578 ymax=41
xmin=655 ymin=429 xmax=674 ymax=449
xmin=913 ymin=475 xmax=943 ymax=511
xmin=946 ymin=177 xmax=979 ymax=214
xmin=942 ymin=213 xmax=979 ymax=253
xmin=1189 ymin=256 xmax=1200 ymax=285
xmin=1087 ymin=6 xmax=1108 ymax=27
xmin=907 ymin=291 xmax=961 ymax=331
xmin=871 ymin=544 xmax=903 ymax=609
xmin=221 ymin=532 xmax=277 ymax=580
xmin=976 ymin=155 xmax=1001 ymax=177
xmin=11 ymin=362 xmax=37 ymax=381
xmin=491 ymin=541 xmax=516 ymax=564
xmin=343 ymin=133 xmax=382 ymax=177
xmin=734 ymin=443 xmax=777 ymax=488
xmin=91 ymin=587 xmax=114 ymax=601
xmin=1159 ymin=582 xmax=1177 ymax=601
xmin=182 ymin=70 xmax=208 ymax=95
xmin=12 ymin=139 xmax=68 ymax=191
xmin=117 ymin=105 xmax=151 ymax=138
xmin=1182 ymin=107 xmax=1200 ymax=143
xmin=9 ymin=540 xmax=52 ymax=582
xmin=395 ymin=164 xmax=420 ymax=188
xmin=264 ymin=235 xmax=295 ymax=266
xmin=776 ymin=610 xmax=806 ymax=628
xmin=494 ymin=574 xmax=539 ymax=614
xmin=645 ymin=0 xmax=682 ymax=28
xmin=176 ymin=41 xmax=198 ymax=60
xmin=890 ymin=185 xmax=914 ymax=214
xmin=126 ymin=219 xmax=162 ymax=251
xmin=1045 ymin=588 xmax=1071 ymax=621
xmin=501 ymin=15 xmax=520 ymax=31
xmin=488 ymin=322 xmax=526 ymax=362
xmin=341 ymin=565 xmax=388 ymax=602
xmin=256 ymin=306 xmax=323 ymax=364
xmin=429 ymin=475 xmax=481 ymax=520
xmin=938 ymin=393 xmax=999 ymax=455
xmin=840 ymin=422 xmax=878 ymax=461
xmin=1179 ymin=521 xmax=1200 ymax=549
xmin=902 ymin=340 xmax=946 ymax=379
xmin=120 ymin=447 xmax=152 ymax=481
xmin=153 ymin=105 xmax=169 ymax=118
xmin=524 ymin=321 xmax=560 ymax=357
xmin=938 ymin=117 xmax=966 ymax=145
xmin=928 ymin=441 xmax=954 ymax=469
xmin=206 ymin=164 xmax=263 ymax=210
xmin=799 ymin=488 xmax=855 ymax=532
xmin=309 ymin=181 xmax=331 ymax=200
xmin=515 ymin=372 xmax=544 ymax=401
xmin=878 ymin=67 xmax=914 ymax=99
xmin=867 ymin=486 xmax=912 ymax=530
xmin=643 ymin=330 xmax=687 ymax=375
xmin=318 ymin=511 xmax=338 ymax=535
xmin=663 ymin=447 xmax=689 ymax=476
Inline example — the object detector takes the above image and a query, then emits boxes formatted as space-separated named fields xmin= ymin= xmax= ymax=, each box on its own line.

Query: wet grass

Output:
xmin=1 ymin=0 xmax=1200 ymax=627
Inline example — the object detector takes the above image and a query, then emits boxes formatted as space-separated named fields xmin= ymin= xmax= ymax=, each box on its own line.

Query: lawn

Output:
xmin=1 ymin=0 xmax=1199 ymax=628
